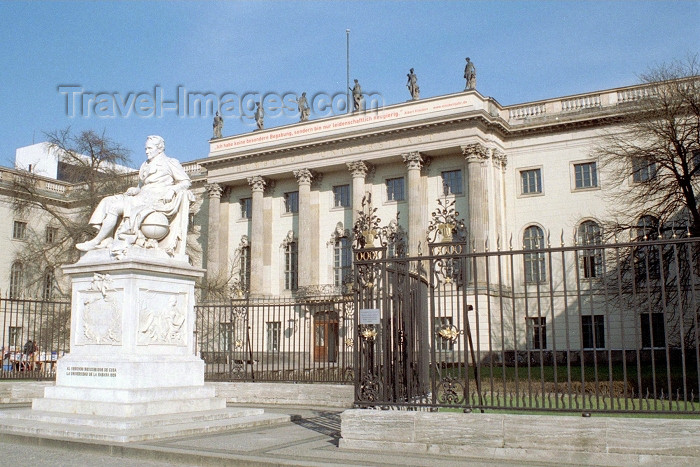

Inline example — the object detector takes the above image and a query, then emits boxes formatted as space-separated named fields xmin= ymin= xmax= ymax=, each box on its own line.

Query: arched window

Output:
xmin=578 ymin=220 xmax=602 ymax=279
xmin=636 ymin=215 xmax=659 ymax=240
xmin=42 ymin=268 xmax=55 ymax=300
xmin=523 ymin=226 xmax=546 ymax=283
xmin=9 ymin=262 xmax=23 ymax=298
xmin=334 ymin=237 xmax=352 ymax=286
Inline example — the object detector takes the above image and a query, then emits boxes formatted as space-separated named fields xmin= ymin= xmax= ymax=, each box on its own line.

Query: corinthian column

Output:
xmin=346 ymin=161 xmax=369 ymax=229
xmin=293 ymin=169 xmax=313 ymax=288
xmin=205 ymin=183 xmax=223 ymax=278
xmin=402 ymin=152 xmax=423 ymax=257
xmin=247 ymin=176 xmax=266 ymax=295
xmin=463 ymin=143 xmax=489 ymax=283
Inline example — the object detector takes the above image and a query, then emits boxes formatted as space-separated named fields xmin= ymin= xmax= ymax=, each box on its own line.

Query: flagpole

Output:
xmin=346 ymin=29 xmax=350 ymax=114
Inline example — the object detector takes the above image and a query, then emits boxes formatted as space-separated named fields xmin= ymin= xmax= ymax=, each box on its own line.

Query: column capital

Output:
xmin=293 ymin=168 xmax=314 ymax=185
xmin=492 ymin=149 xmax=507 ymax=170
xmin=247 ymin=175 xmax=267 ymax=192
xmin=347 ymin=161 xmax=369 ymax=177
xmin=401 ymin=151 xmax=423 ymax=170
xmin=205 ymin=183 xmax=223 ymax=199
xmin=462 ymin=143 xmax=489 ymax=162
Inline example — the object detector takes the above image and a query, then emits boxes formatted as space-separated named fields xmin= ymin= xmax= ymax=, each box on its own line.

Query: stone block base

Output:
xmin=33 ymin=385 xmax=224 ymax=417
xmin=340 ymin=409 xmax=700 ymax=466
xmin=0 ymin=407 xmax=290 ymax=443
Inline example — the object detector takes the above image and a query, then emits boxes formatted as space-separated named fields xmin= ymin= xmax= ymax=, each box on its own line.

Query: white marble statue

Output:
xmin=76 ymin=135 xmax=194 ymax=257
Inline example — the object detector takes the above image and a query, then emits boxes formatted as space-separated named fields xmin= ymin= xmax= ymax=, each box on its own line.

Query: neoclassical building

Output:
xmin=198 ymin=83 xmax=646 ymax=297
xmin=1 ymin=80 xmax=682 ymax=358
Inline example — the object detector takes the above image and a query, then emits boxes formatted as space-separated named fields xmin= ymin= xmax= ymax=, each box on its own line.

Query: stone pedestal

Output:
xmin=32 ymin=247 xmax=223 ymax=417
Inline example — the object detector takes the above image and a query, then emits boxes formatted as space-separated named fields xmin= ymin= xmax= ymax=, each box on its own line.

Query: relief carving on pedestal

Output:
xmin=79 ymin=273 xmax=122 ymax=345
xmin=137 ymin=293 xmax=187 ymax=345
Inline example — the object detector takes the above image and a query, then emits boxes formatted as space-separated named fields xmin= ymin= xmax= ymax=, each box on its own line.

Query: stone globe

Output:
xmin=141 ymin=212 xmax=170 ymax=241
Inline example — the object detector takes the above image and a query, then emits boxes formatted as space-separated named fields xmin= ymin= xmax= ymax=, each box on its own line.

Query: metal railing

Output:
xmin=0 ymin=295 xmax=70 ymax=380
xmin=196 ymin=295 xmax=355 ymax=383
xmin=353 ymin=237 xmax=700 ymax=414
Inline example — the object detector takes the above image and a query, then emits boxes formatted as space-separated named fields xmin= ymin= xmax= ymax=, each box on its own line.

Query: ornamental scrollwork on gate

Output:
xmin=437 ymin=376 xmax=466 ymax=405
xmin=427 ymin=193 xmax=468 ymax=286
xmin=359 ymin=370 xmax=381 ymax=402
xmin=426 ymin=192 xmax=466 ymax=244
xmin=353 ymin=193 xmax=386 ymax=249
xmin=437 ymin=324 xmax=463 ymax=343
xmin=360 ymin=324 xmax=377 ymax=341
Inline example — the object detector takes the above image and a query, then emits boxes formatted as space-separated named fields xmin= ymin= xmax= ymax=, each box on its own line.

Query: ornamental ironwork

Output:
xmin=353 ymin=193 xmax=386 ymax=249
xmin=437 ymin=376 xmax=466 ymax=405
xmin=426 ymin=191 xmax=466 ymax=244
xmin=437 ymin=325 xmax=463 ymax=343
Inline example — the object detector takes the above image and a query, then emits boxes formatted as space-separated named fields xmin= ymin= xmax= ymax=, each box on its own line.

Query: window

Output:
xmin=333 ymin=185 xmax=350 ymax=208
xmin=635 ymin=216 xmax=660 ymax=280
xmin=526 ymin=317 xmax=547 ymax=350
xmin=239 ymin=245 xmax=251 ymax=291
xmin=284 ymin=241 xmax=298 ymax=290
xmin=434 ymin=317 xmax=454 ymax=351
xmin=581 ymin=315 xmax=605 ymax=349
xmin=386 ymin=177 xmax=405 ymax=201
xmin=9 ymin=262 xmax=23 ymax=298
xmin=574 ymin=162 xmax=598 ymax=189
xmin=220 ymin=322 xmax=236 ymax=352
xmin=284 ymin=191 xmax=299 ymax=213
xmin=578 ymin=221 xmax=602 ymax=279
xmin=8 ymin=326 xmax=21 ymax=348
xmin=45 ymin=226 xmax=58 ymax=244
xmin=520 ymin=168 xmax=542 ymax=195
xmin=441 ymin=170 xmax=463 ymax=195
xmin=240 ymin=197 xmax=252 ymax=219
xmin=266 ymin=321 xmax=281 ymax=352
xmin=334 ymin=237 xmax=352 ymax=286
xmin=636 ymin=215 xmax=659 ymax=240
xmin=632 ymin=158 xmax=657 ymax=183
xmin=523 ymin=226 xmax=546 ymax=283
xmin=42 ymin=268 xmax=55 ymax=300
xmin=640 ymin=313 xmax=665 ymax=348
xmin=12 ymin=221 xmax=27 ymax=240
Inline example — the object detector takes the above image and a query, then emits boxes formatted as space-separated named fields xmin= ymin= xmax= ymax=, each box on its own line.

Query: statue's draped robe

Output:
xmin=88 ymin=153 xmax=194 ymax=255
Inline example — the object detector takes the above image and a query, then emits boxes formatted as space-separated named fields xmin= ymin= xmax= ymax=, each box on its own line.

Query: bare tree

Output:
xmin=597 ymin=57 xmax=700 ymax=237
xmin=11 ymin=128 xmax=133 ymax=297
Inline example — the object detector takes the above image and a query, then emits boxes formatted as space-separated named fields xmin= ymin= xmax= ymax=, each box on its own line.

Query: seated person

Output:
xmin=77 ymin=135 xmax=194 ymax=256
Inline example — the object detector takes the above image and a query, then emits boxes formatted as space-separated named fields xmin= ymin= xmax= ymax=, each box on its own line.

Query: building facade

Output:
xmin=0 ymin=80 xmax=685 ymax=359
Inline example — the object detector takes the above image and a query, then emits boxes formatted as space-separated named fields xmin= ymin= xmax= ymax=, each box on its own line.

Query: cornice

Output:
xmin=199 ymin=111 xmax=508 ymax=170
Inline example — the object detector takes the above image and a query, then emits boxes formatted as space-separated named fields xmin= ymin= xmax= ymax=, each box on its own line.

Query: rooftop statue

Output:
xmin=464 ymin=57 xmax=476 ymax=90
xmin=255 ymin=102 xmax=264 ymax=130
xmin=212 ymin=111 xmax=223 ymax=139
xmin=297 ymin=92 xmax=310 ymax=122
xmin=407 ymin=68 xmax=420 ymax=100
xmin=350 ymin=79 xmax=364 ymax=112
xmin=76 ymin=135 xmax=194 ymax=258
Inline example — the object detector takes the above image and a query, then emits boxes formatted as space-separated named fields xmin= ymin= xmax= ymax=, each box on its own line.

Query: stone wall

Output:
xmin=340 ymin=410 xmax=700 ymax=466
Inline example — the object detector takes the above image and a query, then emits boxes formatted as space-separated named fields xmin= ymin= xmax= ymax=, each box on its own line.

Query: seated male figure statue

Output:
xmin=77 ymin=135 xmax=194 ymax=256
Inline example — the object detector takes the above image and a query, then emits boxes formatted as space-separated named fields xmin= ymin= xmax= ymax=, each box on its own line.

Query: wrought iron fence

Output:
xmin=0 ymin=295 xmax=70 ymax=380
xmin=353 ymin=237 xmax=700 ymax=414
xmin=196 ymin=295 xmax=355 ymax=383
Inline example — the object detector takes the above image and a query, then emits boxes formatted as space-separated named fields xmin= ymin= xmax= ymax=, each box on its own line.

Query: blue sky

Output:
xmin=0 ymin=1 xmax=698 ymax=167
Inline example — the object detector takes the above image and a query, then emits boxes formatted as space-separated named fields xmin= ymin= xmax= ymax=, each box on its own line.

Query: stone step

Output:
xmin=0 ymin=407 xmax=291 ymax=443
xmin=32 ymin=394 xmax=227 ymax=417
